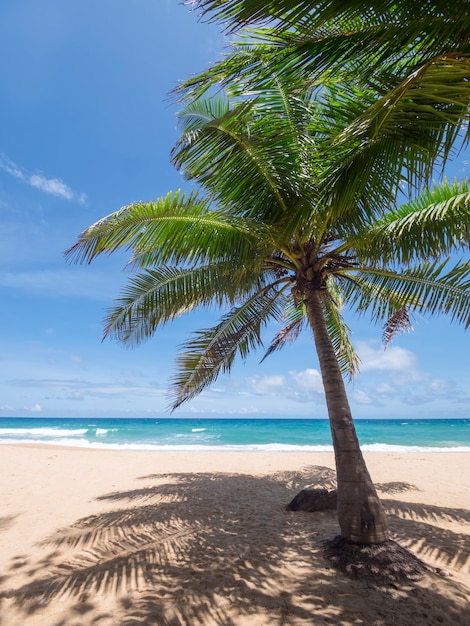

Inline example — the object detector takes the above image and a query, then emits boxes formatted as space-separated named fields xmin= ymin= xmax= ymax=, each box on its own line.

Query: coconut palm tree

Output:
xmin=66 ymin=75 xmax=470 ymax=544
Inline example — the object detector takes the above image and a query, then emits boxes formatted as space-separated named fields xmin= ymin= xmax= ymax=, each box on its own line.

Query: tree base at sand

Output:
xmin=323 ymin=537 xmax=428 ymax=585
xmin=287 ymin=488 xmax=428 ymax=584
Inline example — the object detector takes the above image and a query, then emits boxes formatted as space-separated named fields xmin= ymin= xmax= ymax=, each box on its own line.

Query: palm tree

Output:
xmin=66 ymin=74 xmax=470 ymax=544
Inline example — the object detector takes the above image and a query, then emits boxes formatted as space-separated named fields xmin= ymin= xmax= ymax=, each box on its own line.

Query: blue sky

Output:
xmin=0 ymin=1 xmax=468 ymax=420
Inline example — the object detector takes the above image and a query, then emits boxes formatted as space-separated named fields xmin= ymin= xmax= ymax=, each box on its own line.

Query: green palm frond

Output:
xmin=191 ymin=0 xmax=467 ymax=28
xmin=310 ymin=85 xmax=401 ymax=227
xmin=170 ymin=285 xmax=289 ymax=409
xmin=176 ymin=94 xmax=231 ymax=133
xmin=175 ymin=28 xmax=470 ymax=230
xmin=339 ymin=56 xmax=470 ymax=154
xmin=182 ymin=1 xmax=470 ymax=135
xmin=65 ymin=190 xmax=268 ymax=268
xmin=268 ymin=18 xmax=470 ymax=86
xmin=187 ymin=0 xmax=316 ymax=28
xmin=355 ymin=179 xmax=470 ymax=265
xmin=103 ymin=263 xmax=263 ymax=345
xmin=320 ymin=59 xmax=470 ymax=223
xmin=175 ymin=42 xmax=279 ymax=103
xmin=323 ymin=279 xmax=360 ymax=378
xmin=172 ymin=94 xmax=312 ymax=221
xmin=344 ymin=258 xmax=470 ymax=328
xmin=190 ymin=1 xmax=470 ymax=68
xmin=243 ymin=72 xmax=318 ymax=185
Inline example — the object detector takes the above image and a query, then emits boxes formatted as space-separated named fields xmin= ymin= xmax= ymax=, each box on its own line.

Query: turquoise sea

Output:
xmin=0 ymin=417 xmax=468 ymax=452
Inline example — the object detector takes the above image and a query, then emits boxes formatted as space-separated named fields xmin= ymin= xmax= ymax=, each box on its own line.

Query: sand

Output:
xmin=0 ymin=446 xmax=468 ymax=625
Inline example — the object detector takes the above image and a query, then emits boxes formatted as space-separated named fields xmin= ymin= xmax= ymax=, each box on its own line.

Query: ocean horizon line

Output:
xmin=1 ymin=416 xmax=469 ymax=421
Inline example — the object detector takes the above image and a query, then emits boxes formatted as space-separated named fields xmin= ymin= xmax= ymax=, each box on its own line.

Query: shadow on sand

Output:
xmin=0 ymin=465 xmax=468 ymax=625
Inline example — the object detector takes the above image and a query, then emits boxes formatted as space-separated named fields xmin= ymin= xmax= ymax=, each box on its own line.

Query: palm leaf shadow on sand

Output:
xmin=0 ymin=515 xmax=17 ymax=532
xmin=382 ymin=500 xmax=470 ymax=572
xmin=1 ymin=465 xmax=469 ymax=625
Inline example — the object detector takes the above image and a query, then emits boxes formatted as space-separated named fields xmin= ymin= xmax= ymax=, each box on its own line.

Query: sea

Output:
xmin=0 ymin=417 xmax=468 ymax=453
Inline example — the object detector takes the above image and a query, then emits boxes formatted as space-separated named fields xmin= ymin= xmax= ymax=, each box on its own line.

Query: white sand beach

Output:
xmin=0 ymin=446 xmax=469 ymax=625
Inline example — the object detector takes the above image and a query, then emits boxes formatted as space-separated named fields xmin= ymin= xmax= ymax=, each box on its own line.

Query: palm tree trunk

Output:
xmin=305 ymin=289 xmax=389 ymax=544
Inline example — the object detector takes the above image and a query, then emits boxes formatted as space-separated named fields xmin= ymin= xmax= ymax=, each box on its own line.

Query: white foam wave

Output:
xmin=191 ymin=428 xmax=207 ymax=433
xmin=95 ymin=429 xmax=108 ymax=436
xmin=0 ymin=438 xmax=333 ymax=451
xmin=1 ymin=438 xmax=468 ymax=453
xmin=0 ymin=428 xmax=88 ymax=437
xmin=0 ymin=437 xmax=91 ymax=447
xmin=361 ymin=443 xmax=470 ymax=453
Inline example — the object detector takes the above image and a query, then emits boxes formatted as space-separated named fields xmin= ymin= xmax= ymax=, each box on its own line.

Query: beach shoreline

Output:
xmin=1 ymin=445 xmax=469 ymax=624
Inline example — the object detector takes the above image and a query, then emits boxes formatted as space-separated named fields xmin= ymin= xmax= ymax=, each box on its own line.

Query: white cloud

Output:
xmin=0 ymin=153 xmax=25 ymax=180
xmin=353 ymin=389 xmax=374 ymax=405
xmin=246 ymin=368 xmax=325 ymax=403
xmin=343 ymin=341 xmax=469 ymax=414
xmin=13 ymin=377 xmax=165 ymax=401
xmin=357 ymin=341 xmax=417 ymax=373
xmin=248 ymin=374 xmax=285 ymax=395
xmin=429 ymin=378 xmax=451 ymax=392
xmin=0 ymin=153 xmax=86 ymax=204
xmin=229 ymin=406 xmax=261 ymax=415
xmin=29 ymin=174 xmax=74 ymax=200
xmin=67 ymin=391 xmax=84 ymax=401
xmin=28 ymin=404 xmax=42 ymax=412
xmin=375 ymin=383 xmax=395 ymax=395
xmin=289 ymin=368 xmax=323 ymax=393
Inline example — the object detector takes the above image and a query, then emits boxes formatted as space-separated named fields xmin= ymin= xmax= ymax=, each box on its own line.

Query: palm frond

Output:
xmin=103 ymin=263 xmax=262 ymax=346
xmin=355 ymin=178 xmax=470 ymax=265
xmin=187 ymin=0 xmax=318 ymax=28
xmin=176 ymin=93 xmax=231 ymax=133
xmin=383 ymin=307 xmax=413 ymax=348
xmin=182 ymin=1 xmax=470 ymax=133
xmin=323 ymin=278 xmax=361 ymax=378
xmin=65 ymin=190 xmax=267 ymax=267
xmin=190 ymin=0 xmax=466 ymax=26
xmin=170 ymin=285 xmax=289 ymax=409
xmin=189 ymin=1 xmax=470 ymax=68
xmin=320 ymin=58 xmax=470 ymax=224
xmin=174 ymin=42 xmax=281 ymax=103
xmin=260 ymin=302 xmax=305 ymax=362
xmin=172 ymin=94 xmax=311 ymax=221
xmin=344 ymin=258 xmax=470 ymax=328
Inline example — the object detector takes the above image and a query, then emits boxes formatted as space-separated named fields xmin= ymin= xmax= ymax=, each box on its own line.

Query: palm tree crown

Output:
xmin=66 ymin=74 xmax=470 ymax=408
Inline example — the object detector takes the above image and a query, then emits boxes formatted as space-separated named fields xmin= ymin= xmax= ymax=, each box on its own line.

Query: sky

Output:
xmin=0 ymin=0 xmax=468 ymax=420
